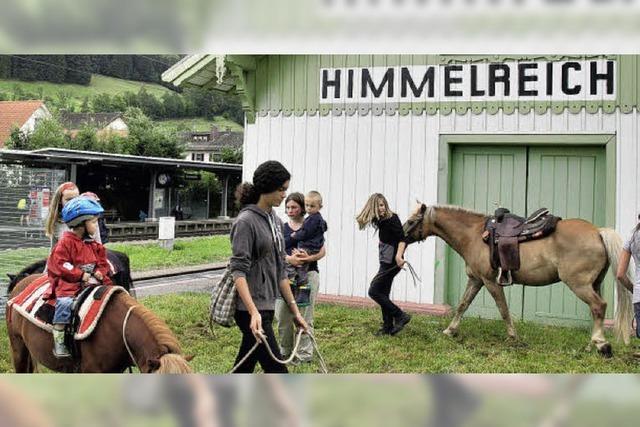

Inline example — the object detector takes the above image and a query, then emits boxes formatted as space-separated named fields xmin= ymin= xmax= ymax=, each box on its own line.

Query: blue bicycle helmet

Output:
xmin=61 ymin=196 xmax=104 ymax=227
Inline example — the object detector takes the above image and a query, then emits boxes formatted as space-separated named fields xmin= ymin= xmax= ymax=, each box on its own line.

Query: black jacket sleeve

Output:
xmin=378 ymin=214 xmax=406 ymax=244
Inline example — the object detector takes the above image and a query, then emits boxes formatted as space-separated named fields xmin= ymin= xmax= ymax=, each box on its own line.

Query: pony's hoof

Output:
xmin=443 ymin=328 xmax=457 ymax=337
xmin=598 ymin=343 xmax=613 ymax=358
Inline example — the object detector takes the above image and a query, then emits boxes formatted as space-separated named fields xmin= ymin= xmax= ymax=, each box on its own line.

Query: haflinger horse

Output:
xmin=6 ymin=274 xmax=193 ymax=373
xmin=403 ymin=203 xmax=635 ymax=357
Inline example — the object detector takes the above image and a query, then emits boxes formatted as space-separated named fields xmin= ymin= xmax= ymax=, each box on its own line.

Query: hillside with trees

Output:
xmin=0 ymin=54 xmax=244 ymax=124
xmin=1 ymin=55 xmax=245 ymax=160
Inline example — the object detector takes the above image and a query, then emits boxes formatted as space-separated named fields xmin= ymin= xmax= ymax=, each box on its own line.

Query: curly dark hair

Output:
xmin=236 ymin=160 xmax=291 ymax=206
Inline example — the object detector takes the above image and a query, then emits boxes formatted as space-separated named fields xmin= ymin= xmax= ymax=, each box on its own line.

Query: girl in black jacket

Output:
xmin=356 ymin=193 xmax=411 ymax=336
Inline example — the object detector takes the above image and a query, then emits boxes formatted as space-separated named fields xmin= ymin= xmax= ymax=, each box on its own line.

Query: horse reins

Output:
xmin=374 ymin=261 xmax=423 ymax=288
xmin=404 ymin=210 xmax=426 ymax=243
xmin=122 ymin=305 xmax=140 ymax=372
xmin=229 ymin=329 xmax=328 ymax=374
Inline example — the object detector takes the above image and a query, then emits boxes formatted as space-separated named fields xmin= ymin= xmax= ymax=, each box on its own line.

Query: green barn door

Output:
xmin=523 ymin=146 xmax=610 ymax=326
xmin=447 ymin=146 xmax=527 ymax=319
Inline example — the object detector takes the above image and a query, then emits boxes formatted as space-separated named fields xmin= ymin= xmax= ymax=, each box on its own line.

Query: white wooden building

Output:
xmin=164 ymin=55 xmax=640 ymax=325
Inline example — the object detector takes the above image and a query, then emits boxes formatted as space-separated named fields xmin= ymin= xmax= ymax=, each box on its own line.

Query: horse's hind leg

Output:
xmin=444 ymin=277 xmax=483 ymax=337
xmin=569 ymin=283 xmax=611 ymax=357
xmin=484 ymin=281 xmax=518 ymax=339
xmin=8 ymin=333 xmax=36 ymax=373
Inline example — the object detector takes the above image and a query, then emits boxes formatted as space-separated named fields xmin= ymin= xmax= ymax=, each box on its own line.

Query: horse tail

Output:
xmin=599 ymin=228 xmax=634 ymax=345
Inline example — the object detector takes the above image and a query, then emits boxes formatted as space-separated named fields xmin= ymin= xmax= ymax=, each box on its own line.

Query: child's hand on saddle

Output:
xmin=81 ymin=272 xmax=91 ymax=282
xmin=93 ymin=271 xmax=104 ymax=281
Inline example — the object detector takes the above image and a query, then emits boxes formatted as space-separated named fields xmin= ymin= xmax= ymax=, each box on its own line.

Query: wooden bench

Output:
xmin=103 ymin=209 xmax=120 ymax=222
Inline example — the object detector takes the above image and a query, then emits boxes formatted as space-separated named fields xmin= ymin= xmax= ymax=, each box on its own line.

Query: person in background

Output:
xmin=616 ymin=213 xmax=640 ymax=357
xmin=288 ymin=191 xmax=327 ymax=307
xmin=356 ymin=193 xmax=411 ymax=336
xmin=275 ymin=192 xmax=326 ymax=364
xmin=44 ymin=182 xmax=80 ymax=251
xmin=17 ymin=197 xmax=30 ymax=226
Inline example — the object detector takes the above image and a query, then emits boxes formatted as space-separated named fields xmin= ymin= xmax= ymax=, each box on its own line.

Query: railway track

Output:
xmin=131 ymin=265 xmax=227 ymax=298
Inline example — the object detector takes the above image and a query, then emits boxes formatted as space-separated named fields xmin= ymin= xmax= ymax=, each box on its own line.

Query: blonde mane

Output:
xmin=414 ymin=204 xmax=488 ymax=225
xmin=117 ymin=292 xmax=184 ymax=356
xmin=430 ymin=204 xmax=488 ymax=218
xmin=157 ymin=353 xmax=193 ymax=373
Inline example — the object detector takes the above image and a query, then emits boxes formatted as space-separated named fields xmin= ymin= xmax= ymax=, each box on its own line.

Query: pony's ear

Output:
xmin=6 ymin=273 xmax=15 ymax=281
xmin=147 ymin=358 xmax=161 ymax=371
xmin=420 ymin=204 xmax=427 ymax=214
xmin=185 ymin=354 xmax=195 ymax=362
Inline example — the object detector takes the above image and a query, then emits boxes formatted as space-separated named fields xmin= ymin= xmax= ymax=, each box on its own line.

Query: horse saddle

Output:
xmin=483 ymin=207 xmax=561 ymax=286
xmin=7 ymin=278 xmax=126 ymax=341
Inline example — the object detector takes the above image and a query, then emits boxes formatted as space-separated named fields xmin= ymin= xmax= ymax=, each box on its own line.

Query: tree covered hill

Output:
xmin=0 ymin=55 xmax=244 ymax=125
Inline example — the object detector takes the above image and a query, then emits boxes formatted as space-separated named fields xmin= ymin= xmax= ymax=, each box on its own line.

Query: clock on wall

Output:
xmin=156 ymin=173 xmax=171 ymax=187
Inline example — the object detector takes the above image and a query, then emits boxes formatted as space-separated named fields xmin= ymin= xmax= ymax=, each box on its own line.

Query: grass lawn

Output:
xmin=2 ymin=287 xmax=640 ymax=374
xmin=155 ymin=117 xmax=243 ymax=133
xmin=105 ymin=236 xmax=230 ymax=271
xmin=0 ymin=247 xmax=50 ymax=282
xmin=0 ymin=74 xmax=174 ymax=106
xmin=0 ymin=236 xmax=231 ymax=283
xmin=139 ymin=293 xmax=640 ymax=374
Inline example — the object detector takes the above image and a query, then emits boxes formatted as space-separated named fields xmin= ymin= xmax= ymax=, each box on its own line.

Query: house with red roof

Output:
xmin=0 ymin=100 xmax=52 ymax=147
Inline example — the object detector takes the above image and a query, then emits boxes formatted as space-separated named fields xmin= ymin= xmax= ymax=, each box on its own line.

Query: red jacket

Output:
xmin=45 ymin=231 xmax=113 ymax=299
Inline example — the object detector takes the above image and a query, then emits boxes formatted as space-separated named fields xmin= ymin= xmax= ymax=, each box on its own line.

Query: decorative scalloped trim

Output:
xmin=439 ymin=54 xmax=616 ymax=64
xmin=254 ymin=102 xmax=632 ymax=119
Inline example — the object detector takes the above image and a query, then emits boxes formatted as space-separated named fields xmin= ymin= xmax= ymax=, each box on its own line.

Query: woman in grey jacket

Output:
xmin=230 ymin=160 xmax=309 ymax=373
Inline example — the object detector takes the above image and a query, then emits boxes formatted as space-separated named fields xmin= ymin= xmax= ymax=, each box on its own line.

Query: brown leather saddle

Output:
xmin=482 ymin=207 xmax=561 ymax=286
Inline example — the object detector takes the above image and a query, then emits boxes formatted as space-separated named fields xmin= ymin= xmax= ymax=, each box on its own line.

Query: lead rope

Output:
xmin=373 ymin=261 xmax=422 ymax=288
xmin=404 ymin=261 xmax=422 ymax=288
xmin=229 ymin=329 xmax=328 ymax=374
xmin=122 ymin=305 xmax=140 ymax=372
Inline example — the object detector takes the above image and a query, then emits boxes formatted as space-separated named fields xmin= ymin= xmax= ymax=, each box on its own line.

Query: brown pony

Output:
xmin=6 ymin=274 xmax=193 ymax=373
xmin=403 ymin=204 xmax=635 ymax=357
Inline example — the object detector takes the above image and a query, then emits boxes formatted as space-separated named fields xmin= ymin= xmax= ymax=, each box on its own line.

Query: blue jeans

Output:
xmin=635 ymin=303 xmax=640 ymax=339
xmin=53 ymin=297 xmax=74 ymax=325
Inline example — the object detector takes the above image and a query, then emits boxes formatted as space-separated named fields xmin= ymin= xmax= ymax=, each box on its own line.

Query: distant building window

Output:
xmin=193 ymin=153 xmax=204 ymax=161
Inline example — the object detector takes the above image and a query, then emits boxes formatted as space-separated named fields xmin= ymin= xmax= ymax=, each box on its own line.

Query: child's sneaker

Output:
xmin=52 ymin=329 xmax=71 ymax=358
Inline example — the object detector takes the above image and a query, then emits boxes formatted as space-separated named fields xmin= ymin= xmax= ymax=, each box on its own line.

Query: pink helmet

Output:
xmin=80 ymin=191 xmax=100 ymax=201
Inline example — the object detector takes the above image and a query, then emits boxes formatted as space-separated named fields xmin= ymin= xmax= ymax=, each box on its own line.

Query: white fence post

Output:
xmin=158 ymin=216 xmax=176 ymax=250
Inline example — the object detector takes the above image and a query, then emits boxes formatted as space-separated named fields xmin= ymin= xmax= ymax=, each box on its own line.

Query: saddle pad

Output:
xmin=7 ymin=281 xmax=127 ymax=340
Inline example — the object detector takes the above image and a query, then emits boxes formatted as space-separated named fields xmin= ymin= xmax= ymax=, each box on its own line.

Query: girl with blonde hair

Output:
xmin=45 ymin=182 xmax=79 ymax=250
xmin=356 ymin=193 xmax=411 ymax=336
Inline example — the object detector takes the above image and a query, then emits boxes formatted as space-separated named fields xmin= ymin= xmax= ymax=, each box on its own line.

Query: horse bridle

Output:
xmin=122 ymin=305 xmax=141 ymax=372
xmin=404 ymin=210 xmax=426 ymax=243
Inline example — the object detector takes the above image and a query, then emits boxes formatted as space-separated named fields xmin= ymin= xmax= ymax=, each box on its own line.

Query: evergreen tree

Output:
xmin=65 ymin=55 xmax=92 ymax=85
xmin=42 ymin=55 xmax=66 ymax=83
xmin=0 ymin=55 xmax=11 ymax=78
xmin=132 ymin=56 xmax=157 ymax=81
xmin=162 ymin=92 xmax=185 ymax=118
xmin=11 ymin=56 xmax=41 ymax=81
xmin=136 ymin=87 xmax=164 ymax=119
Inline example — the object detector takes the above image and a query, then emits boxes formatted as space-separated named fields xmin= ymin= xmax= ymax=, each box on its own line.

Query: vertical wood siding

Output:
xmin=245 ymin=108 xmax=637 ymax=305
